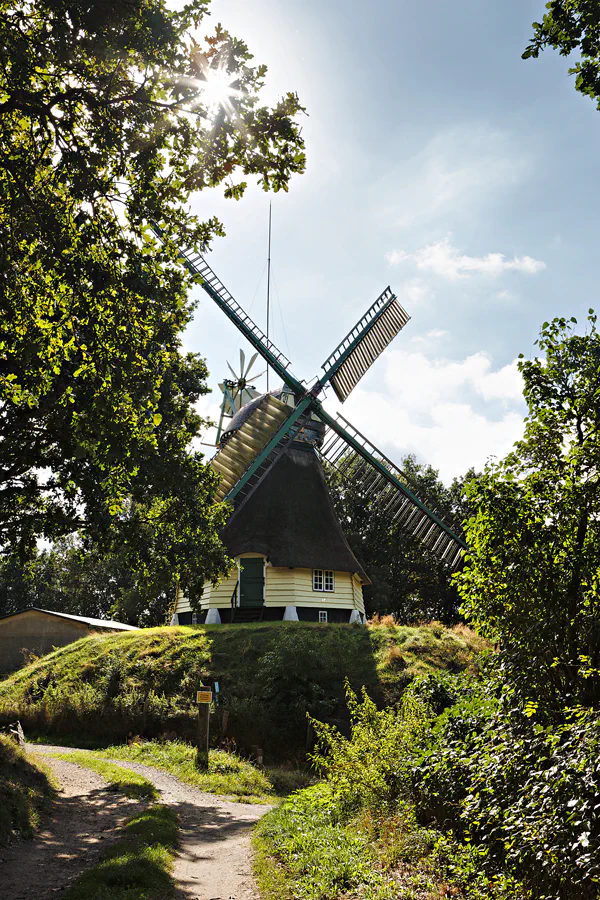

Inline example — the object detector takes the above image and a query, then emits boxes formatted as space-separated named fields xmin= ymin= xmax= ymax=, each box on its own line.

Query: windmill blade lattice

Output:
xmin=317 ymin=410 xmax=465 ymax=569
xmin=151 ymin=222 xmax=304 ymax=394
xmin=320 ymin=288 xmax=410 ymax=402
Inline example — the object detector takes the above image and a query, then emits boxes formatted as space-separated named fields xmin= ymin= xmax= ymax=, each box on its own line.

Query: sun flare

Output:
xmin=195 ymin=67 xmax=239 ymax=116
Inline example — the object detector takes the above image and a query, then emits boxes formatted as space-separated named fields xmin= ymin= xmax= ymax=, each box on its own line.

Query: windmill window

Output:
xmin=319 ymin=610 xmax=328 ymax=623
xmin=313 ymin=570 xmax=334 ymax=592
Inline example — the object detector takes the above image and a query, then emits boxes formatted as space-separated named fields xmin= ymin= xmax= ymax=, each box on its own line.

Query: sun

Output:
xmin=195 ymin=66 xmax=239 ymax=117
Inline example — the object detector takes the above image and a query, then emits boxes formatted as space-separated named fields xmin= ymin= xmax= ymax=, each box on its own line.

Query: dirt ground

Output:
xmin=0 ymin=745 xmax=271 ymax=900
xmin=0 ymin=754 xmax=146 ymax=899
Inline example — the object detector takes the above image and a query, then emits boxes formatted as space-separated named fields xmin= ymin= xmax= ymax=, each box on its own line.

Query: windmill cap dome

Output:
xmin=220 ymin=388 xmax=290 ymax=444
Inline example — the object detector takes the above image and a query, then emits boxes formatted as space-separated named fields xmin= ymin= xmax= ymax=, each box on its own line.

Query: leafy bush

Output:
xmin=310 ymin=680 xmax=431 ymax=818
xmin=261 ymin=673 xmax=600 ymax=899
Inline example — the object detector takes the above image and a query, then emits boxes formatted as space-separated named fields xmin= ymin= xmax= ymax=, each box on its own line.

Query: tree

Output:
xmin=0 ymin=532 xmax=177 ymax=627
xmin=457 ymin=313 xmax=600 ymax=710
xmin=524 ymin=1 xmax=600 ymax=108
xmin=0 ymin=0 xmax=306 ymax=597
xmin=327 ymin=455 xmax=473 ymax=623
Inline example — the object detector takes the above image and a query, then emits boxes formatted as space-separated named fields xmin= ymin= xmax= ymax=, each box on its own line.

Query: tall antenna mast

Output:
xmin=266 ymin=200 xmax=272 ymax=392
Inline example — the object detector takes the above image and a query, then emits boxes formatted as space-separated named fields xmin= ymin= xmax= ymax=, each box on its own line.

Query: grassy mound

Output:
xmin=0 ymin=735 xmax=54 ymax=846
xmin=0 ymin=622 xmax=485 ymax=758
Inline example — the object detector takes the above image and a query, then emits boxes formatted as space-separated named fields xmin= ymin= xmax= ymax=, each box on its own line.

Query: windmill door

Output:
xmin=239 ymin=558 xmax=264 ymax=608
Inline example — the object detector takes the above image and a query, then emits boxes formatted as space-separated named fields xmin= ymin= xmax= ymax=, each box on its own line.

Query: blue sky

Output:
xmin=184 ymin=0 xmax=600 ymax=482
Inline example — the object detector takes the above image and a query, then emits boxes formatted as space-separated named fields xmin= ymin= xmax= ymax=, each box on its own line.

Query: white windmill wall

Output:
xmin=175 ymin=555 xmax=365 ymax=617
xmin=265 ymin=565 xmax=364 ymax=613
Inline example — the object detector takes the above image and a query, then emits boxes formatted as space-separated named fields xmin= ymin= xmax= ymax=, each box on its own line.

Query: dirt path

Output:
xmin=0 ymin=753 xmax=146 ymax=900
xmin=30 ymin=745 xmax=271 ymax=900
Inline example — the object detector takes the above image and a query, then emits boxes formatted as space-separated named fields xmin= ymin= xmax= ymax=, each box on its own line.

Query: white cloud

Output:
xmin=338 ymin=349 xmax=525 ymax=482
xmin=386 ymin=236 xmax=545 ymax=281
xmin=401 ymin=278 xmax=430 ymax=305
xmin=426 ymin=328 xmax=447 ymax=339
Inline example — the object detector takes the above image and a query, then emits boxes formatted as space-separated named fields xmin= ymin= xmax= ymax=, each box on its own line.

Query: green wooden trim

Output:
xmin=151 ymin=222 xmax=304 ymax=395
xmin=198 ymin=275 xmax=304 ymax=394
xmin=225 ymin=396 xmax=313 ymax=502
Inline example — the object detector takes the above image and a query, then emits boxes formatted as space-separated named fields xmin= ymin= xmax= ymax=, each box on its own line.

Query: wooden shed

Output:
xmin=0 ymin=608 xmax=138 ymax=673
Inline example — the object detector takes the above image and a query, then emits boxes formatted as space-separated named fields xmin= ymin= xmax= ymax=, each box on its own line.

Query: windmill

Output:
xmin=215 ymin=349 xmax=265 ymax=445
xmin=158 ymin=225 xmax=467 ymax=625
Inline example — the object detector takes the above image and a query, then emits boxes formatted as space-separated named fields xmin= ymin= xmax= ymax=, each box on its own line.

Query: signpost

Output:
xmin=196 ymin=685 xmax=212 ymax=770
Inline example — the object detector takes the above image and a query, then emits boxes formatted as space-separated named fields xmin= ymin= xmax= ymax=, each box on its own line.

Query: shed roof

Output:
xmin=221 ymin=446 xmax=370 ymax=583
xmin=0 ymin=608 xmax=138 ymax=630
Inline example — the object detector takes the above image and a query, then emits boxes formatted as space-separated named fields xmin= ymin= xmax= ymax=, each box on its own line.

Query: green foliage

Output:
xmin=524 ymin=1 xmax=600 ymax=109
xmin=310 ymin=681 xmax=432 ymax=818
xmin=0 ymin=623 xmax=482 ymax=755
xmin=411 ymin=692 xmax=600 ymax=898
xmin=256 ymin=685 xmax=448 ymax=899
xmin=100 ymin=740 xmax=273 ymax=801
xmin=327 ymin=454 xmax=475 ymax=623
xmin=457 ymin=313 xmax=600 ymax=710
xmin=0 ymin=536 xmax=176 ymax=626
xmin=259 ymin=674 xmax=600 ymax=898
xmin=0 ymin=0 xmax=305 ymax=597
xmin=61 ymin=804 xmax=178 ymax=900
xmin=0 ymin=736 xmax=54 ymax=847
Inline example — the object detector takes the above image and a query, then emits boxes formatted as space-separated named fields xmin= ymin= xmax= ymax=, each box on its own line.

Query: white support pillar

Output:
xmin=283 ymin=605 xmax=299 ymax=622
xmin=170 ymin=613 xmax=179 ymax=626
xmin=205 ymin=608 xmax=222 ymax=625
xmin=349 ymin=609 xmax=363 ymax=625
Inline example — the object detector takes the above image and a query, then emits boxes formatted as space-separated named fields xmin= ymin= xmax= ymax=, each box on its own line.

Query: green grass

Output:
xmin=98 ymin=740 xmax=274 ymax=802
xmin=61 ymin=804 xmax=178 ymax=900
xmin=0 ymin=735 xmax=55 ymax=846
xmin=46 ymin=750 xmax=158 ymax=800
xmin=0 ymin=622 xmax=485 ymax=758
xmin=254 ymin=783 xmax=446 ymax=900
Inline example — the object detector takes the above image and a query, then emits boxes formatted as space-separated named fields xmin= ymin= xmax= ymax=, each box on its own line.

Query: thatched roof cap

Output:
xmin=221 ymin=446 xmax=370 ymax=583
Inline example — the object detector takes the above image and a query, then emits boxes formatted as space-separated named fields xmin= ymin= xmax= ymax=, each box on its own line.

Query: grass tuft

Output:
xmin=100 ymin=740 xmax=274 ymax=802
xmin=47 ymin=750 xmax=158 ymax=800
xmin=61 ymin=804 xmax=178 ymax=900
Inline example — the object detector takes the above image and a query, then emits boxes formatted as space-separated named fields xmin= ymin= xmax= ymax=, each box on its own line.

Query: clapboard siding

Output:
xmin=175 ymin=554 xmax=365 ymax=615
xmin=266 ymin=567 xmax=360 ymax=610
xmin=352 ymin=574 xmax=366 ymax=615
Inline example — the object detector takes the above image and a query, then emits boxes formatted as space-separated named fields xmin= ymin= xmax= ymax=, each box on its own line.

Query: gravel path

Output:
xmin=0 ymin=752 xmax=146 ymax=900
xmin=30 ymin=745 xmax=271 ymax=900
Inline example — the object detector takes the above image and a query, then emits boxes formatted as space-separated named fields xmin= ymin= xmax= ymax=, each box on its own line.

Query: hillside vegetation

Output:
xmin=0 ymin=736 xmax=54 ymax=846
xmin=0 ymin=622 xmax=484 ymax=756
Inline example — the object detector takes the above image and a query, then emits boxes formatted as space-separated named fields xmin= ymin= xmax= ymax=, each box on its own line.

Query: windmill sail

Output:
xmin=150 ymin=223 xmax=304 ymax=395
xmin=154 ymin=222 xmax=468 ymax=567
xmin=320 ymin=288 xmax=410 ymax=402
xmin=211 ymin=394 xmax=292 ymax=501
xmin=316 ymin=409 xmax=466 ymax=569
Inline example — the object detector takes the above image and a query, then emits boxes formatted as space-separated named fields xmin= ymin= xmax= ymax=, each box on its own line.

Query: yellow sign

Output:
xmin=196 ymin=689 xmax=212 ymax=704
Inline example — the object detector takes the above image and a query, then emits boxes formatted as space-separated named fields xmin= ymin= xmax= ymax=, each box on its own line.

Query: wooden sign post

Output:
xmin=196 ymin=686 xmax=212 ymax=771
